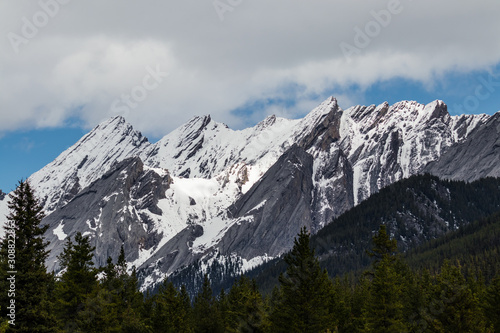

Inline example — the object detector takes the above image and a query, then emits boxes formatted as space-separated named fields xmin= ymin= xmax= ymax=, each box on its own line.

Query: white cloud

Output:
xmin=1 ymin=0 xmax=499 ymax=136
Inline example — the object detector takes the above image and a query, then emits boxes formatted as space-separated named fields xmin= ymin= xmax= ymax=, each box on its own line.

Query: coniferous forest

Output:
xmin=1 ymin=181 xmax=500 ymax=332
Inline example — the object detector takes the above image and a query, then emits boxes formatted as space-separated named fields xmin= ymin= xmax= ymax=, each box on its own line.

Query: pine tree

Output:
xmin=88 ymin=245 xmax=147 ymax=332
xmin=270 ymin=226 xmax=333 ymax=333
xmin=364 ymin=225 xmax=407 ymax=333
xmin=226 ymin=276 xmax=266 ymax=332
xmin=178 ymin=285 xmax=194 ymax=332
xmin=366 ymin=224 xmax=397 ymax=266
xmin=216 ymin=288 xmax=228 ymax=331
xmin=151 ymin=280 xmax=182 ymax=332
xmin=349 ymin=276 xmax=371 ymax=333
xmin=0 ymin=181 xmax=57 ymax=332
xmin=427 ymin=261 xmax=486 ymax=332
xmin=329 ymin=277 xmax=352 ymax=332
xmin=101 ymin=246 xmax=128 ymax=329
xmin=484 ymin=274 xmax=500 ymax=331
xmin=54 ymin=232 xmax=99 ymax=331
xmin=121 ymin=267 xmax=150 ymax=332
xmin=193 ymin=274 xmax=223 ymax=333
xmin=99 ymin=256 xmax=122 ymax=332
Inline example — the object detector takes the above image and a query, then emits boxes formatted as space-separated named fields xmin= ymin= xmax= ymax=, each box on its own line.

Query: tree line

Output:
xmin=1 ymin=181 xmax=500 ymax=332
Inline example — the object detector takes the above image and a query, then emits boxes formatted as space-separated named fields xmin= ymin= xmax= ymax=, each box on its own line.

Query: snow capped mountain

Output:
xmin=337 ymin=100 xmax=487 ymax=205
xmin=29 ymin=116 xmax=150 ymax=215
xmin=0 ymin=96 xmax=497 ymax=291
xmin=141 ymin=112 xmax=300 ymax=192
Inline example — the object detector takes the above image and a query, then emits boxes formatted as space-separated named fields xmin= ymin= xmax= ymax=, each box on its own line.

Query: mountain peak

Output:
xmin=255 ymin=114 xmax=277 ymax=131
xmin=28 ymin=115 xmax=150 ymax=213
xmin=300 ymin=96 xmax=339 ymax=127
xmin=185 ymin=114 xmax=211 ymax=129
xmin=92 ymin=115 xmax=131 ymax=135
xmin=108 ymin=114 xmax=126 ymax=123
xmin=425 ymin=100 xmax=449 ymax=119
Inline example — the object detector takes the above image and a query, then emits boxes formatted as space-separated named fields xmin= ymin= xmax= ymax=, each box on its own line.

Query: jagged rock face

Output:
xmin=141 ymin=113 xmax=298 ymax=183
xmin=296 ymin=100 xmax=488 ymax=231
xmin=0 ymin=190 xmax=5 ymax=201
xmin=309 ymin=146 xmax=354 ymax=231
xmin=222 ymin=145 xmax=314 ymax=259
xmin=425 ymin=112 xmax=500 ymax=181
xmin=29 ymin=116 xmax=150 ymax=215
xmin=43 ymin=157 xmax=171 ymax=271
xmin=136 ymin=224 xmax=203 ymax=286
xmin=1 ymin=96 xmax=498 ymax=290
xmin=336 ymin=100 xmax=487 ymax=205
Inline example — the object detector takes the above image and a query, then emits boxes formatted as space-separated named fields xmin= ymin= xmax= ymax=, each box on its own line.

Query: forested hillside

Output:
xmin=248 ymin=174 xmax=500 ymax=294
xmin=406 ymin=210 xmax=500 ymax=281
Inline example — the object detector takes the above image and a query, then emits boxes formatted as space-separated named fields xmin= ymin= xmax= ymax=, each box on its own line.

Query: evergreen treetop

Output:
xmin=0 ymin=180 xmax=56 ymax=332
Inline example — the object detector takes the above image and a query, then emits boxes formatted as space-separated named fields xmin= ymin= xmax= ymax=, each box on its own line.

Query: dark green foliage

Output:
xmin=363 ymin=226 xmax=408 ymax=332
xmin=270 ymin=227 xmax=334 ymax=332
xmin=192 ymin=274 xmax=223 ymax=333
xmin=147 ymin=279 xmax=192 ymax=333
xmin=225 ymin=276 xmax=266 ymax=332
xmin=484 ymin=275 xmax=500 ymax=331
xmin=406 ymin=211 xmax=500 ymax=281
xmin=54 ymin=232 xmax=99 ymax=331
xmin=366 ymin=225 xmax=397 ymax=265
xmin=313 ymin=175 xmax=500 ymax=278
xmin=0 ymin=181 xmax=57 ymax=332
xmin=100 ymin=245 xmax=148 ymax=332
xmin=418 ymin=262 xmax=487 ymax=332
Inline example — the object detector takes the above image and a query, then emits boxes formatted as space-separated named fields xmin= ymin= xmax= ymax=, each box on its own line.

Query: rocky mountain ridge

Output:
xmin=0 ymin=97 xmax=498 ymax=290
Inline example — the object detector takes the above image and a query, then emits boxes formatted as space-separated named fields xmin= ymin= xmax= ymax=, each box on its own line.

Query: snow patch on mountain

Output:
xmin=53 ymin=221 xmax=67 ymax=241
xmin=191 ymin=216 xmax=234 ymax=254
xmin=240 ymin=254 xmax=273 ymax=272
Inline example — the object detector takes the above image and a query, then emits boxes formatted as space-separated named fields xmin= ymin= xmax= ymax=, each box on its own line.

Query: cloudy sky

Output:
xmin=1 ymin=0 xmax=500 ymax=191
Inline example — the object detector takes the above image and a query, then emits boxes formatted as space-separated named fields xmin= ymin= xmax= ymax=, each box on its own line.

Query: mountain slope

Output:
xmin=43 ymin=157 xmax=173 ymax=270
xmin=312 ymin=174 xmax=500 ymax=276
xmin=221 ymin=144 xmax=314 ymax=259
xmin=29 ymin=116 xmax=151 ymax=215
xmin=425 ymin=112 xmax=500 ymax=181
xmin=1 ymin=97 xmax=498 ymax=291
xmin=406 ymin=210 xmax=500 ymax=281
xmin=244 ymin=174 xmax=500 ymax=294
